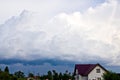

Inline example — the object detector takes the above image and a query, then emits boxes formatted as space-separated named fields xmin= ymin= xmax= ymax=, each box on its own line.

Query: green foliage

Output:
xmin=0 ymin=68 xmax=2 ymax=72
xmin=0 ymin=71 xmax=17 ymax=80
xmin=14 ymin=70 xmax=25 ymax=78
xmin=4 ymin=66 xmax=9 ymax=73
xmin=47 ymin=71 xmax=53 ymax=80
xmin=0 ymin=67 xmax=24 ymax=80
xmin=18 ymin=78 xmax=26 ymax=80
xmin=59 ymin=72 xmax=62 ymax=80
xmin=28 ymin=72 xmax=34 ymax=77
xmin=52 ymin=70 xmax=59 ymax=80
xmin=103 ymin=71 xmax=120 ymax=80
xmin=62 ymin=70 xmax=73 ymax=80
xmin=0 ymin=71 xmax=10 ymax=80
xmin=40 ymin=70 xmax=74 ymax=80
xmin=0 ymin=66 xmax=75 ymax=80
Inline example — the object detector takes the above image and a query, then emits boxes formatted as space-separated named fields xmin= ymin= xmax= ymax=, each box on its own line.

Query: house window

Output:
xmin=97 ymin=77 xmax=101 ymax=80
xmin=96 ymin=69 xmax=100 ymax=73
xmin=77 ymin=75 xmax=79 ymax=80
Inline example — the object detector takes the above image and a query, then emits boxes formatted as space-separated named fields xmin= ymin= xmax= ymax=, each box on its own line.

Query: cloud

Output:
xmin=0 ymin=0 xmax=120 ymax=66
xmin=0 ymin=0 xmax=105 ymax=24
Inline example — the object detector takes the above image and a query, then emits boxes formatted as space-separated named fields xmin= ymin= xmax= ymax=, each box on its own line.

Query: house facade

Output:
xmin=74 ymin=64 xmax=107 ymax=80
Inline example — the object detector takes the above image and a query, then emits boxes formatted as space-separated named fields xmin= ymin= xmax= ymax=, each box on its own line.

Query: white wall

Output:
xmin=75 ymin=75 xmax=87 ymax=80
xmin=75 ymin=69 xmax=87 ymax=80
xmin=82 ymin=76 xmax=88 ymax=80
xmin=88 ymin=65 xmax=106 ymax=80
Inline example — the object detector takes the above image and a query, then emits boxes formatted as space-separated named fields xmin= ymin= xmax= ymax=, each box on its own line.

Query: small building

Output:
xmin=27 ymin=76 xmax=40 ymax=80
xmin=74 ymin=63 xmax=107 ymax=80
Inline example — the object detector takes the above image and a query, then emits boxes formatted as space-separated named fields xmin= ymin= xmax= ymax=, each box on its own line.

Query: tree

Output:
xmin=4 ymin=66 xmax=9 ymax=73
xmin=14 ymin=71 xmax=25 ymax=78
xmin=47 ymin=71 xmax=53 ymax=80
xmin=0 ymin=68 xmax=2 ymax=72
xmin=28 ymin=72 xmax=34 ymax=77
xmin=103 ymin=71 xmax=120 ymax=80
xmin=0 ymin=71 xmax=10 ymax=80
xmin=59 ymin=72 xmax=63 ymax=80
xmin=52 ymin=70 xmax=59 ymax=80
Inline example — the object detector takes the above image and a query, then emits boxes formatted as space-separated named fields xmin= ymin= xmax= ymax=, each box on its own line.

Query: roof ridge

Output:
xmin=75 ymin=64 xmax=97 ymax=66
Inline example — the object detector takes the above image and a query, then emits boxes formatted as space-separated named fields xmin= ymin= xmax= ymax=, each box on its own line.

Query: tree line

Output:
xmin=0 ymin=66 xmax=74 ymax=80
xmin=0 ymin=66 xmax=19 ymax=80
xmin=0 ymin=66 xmax=120 ymax=80
xmin=40 ymin=70 xmax=74 ymax=80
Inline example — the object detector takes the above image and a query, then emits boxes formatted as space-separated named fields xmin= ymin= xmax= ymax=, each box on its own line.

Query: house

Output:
xmin=27 ymin=76 xmax=40 ymax=80
xmin=74 ymin=63 xmax=107 ymax=80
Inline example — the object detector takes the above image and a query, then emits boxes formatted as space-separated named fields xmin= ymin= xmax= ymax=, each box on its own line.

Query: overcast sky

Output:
xmin=0 ymin=0 xmax=120 ymax=74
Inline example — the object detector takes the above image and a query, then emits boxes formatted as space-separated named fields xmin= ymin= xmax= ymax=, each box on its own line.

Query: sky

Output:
xmin=0 ymin=0 xmax=120 ymax=75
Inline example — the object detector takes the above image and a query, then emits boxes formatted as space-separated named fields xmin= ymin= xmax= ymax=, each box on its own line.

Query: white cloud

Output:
xmin=0 ymin=0 xmax=105 ymax=24
xmin=0 ymin=0 xmax=120 ymax=66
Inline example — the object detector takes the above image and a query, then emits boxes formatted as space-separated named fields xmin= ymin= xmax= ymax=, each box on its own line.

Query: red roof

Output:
xmin=74 ymin=63 xmax=107 ymax=76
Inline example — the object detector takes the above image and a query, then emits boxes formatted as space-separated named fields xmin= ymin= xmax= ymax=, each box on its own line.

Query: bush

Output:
xmin=103 ymin=71 xmax=120 ymax=80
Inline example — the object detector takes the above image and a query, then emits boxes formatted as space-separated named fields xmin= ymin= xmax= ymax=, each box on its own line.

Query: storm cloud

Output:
xmin=0 ymin=0 xmax=120 ymax=66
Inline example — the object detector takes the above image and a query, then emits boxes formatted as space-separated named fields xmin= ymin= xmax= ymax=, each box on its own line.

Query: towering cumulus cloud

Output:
xmin=0 ymin=0 xmax=120 ymax=66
